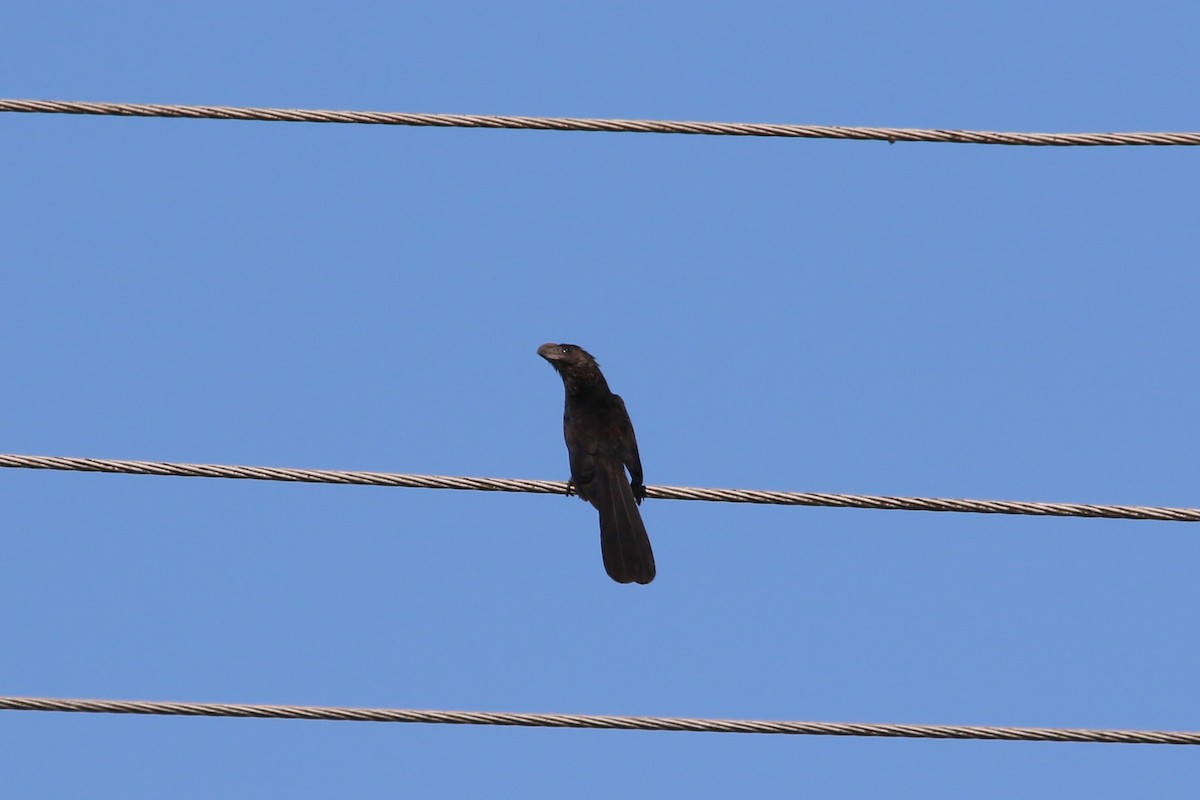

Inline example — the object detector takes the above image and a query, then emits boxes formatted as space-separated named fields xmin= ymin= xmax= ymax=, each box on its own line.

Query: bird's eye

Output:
xmin=560 ymin=346 xmax=571 ymax=353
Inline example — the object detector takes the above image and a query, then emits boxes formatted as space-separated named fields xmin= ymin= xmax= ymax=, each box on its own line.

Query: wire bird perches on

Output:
xmin=1 ymin=453 xmax=1197 ymax=522
xmin=3 ymin=98 xmax=1200 ymax=146
xmin=1 ymin=695 xmax=1197 ymax=746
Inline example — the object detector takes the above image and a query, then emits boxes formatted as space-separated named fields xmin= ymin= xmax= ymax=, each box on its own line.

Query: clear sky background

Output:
xmin=3 ymin=1 xmax=1200 ymax=796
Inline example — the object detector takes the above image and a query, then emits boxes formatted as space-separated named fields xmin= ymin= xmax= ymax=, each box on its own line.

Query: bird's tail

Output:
xmin=593 ymin=462 xmax=656 ymax=584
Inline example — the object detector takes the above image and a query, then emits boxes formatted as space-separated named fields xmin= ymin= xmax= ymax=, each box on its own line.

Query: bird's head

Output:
xmin=537 ymin=342 xmax=606 ymax=392
xmin=537 ymin=342 xmax=592 ymax=369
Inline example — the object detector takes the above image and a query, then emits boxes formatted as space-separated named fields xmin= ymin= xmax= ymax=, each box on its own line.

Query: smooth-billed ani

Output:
xmin=537 ymin=343 xmax=655 ymax=584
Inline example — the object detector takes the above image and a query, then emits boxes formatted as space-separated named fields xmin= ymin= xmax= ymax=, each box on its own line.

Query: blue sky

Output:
xmin=3 ymin=1 xmax=1200 ymax=796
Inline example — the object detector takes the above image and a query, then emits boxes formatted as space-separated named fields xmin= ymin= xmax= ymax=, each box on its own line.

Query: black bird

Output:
xmin=538 ymin=343 xmax=656 ymax=584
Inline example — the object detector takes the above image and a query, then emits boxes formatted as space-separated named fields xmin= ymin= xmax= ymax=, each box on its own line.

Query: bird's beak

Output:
xmin=537 ymin=342 xmax=563 ymax=362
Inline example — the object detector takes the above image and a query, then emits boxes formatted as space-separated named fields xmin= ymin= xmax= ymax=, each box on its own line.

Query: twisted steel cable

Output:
xmin=1 ymin=695 xmax=1195 ymax=745
xmin=3 ymin=98 xmax=1200 ymax=146
xmin=2 ymin=452 xmax=1197 ymax=522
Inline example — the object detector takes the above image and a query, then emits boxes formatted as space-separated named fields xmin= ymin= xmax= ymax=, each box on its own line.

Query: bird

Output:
xmin=537 ymin=343 xmax=656 ymax=584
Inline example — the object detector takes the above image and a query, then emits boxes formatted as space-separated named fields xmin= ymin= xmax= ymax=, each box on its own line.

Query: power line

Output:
xmin=1 ymin=452 xmax=1196 ymax=522
xmin=1 ymin=695 xmax=1195 ymax=745
xmin=2 ymin=98 xmax=1199 ymax=147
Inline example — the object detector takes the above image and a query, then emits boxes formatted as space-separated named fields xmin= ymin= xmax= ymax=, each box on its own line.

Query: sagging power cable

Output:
xmin=1 ymin=453 xmax=1196 ymax=522
xmin=3 ymin=98 xmax=1199 ymax=146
